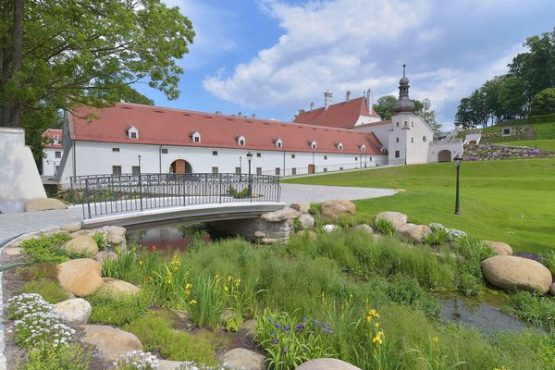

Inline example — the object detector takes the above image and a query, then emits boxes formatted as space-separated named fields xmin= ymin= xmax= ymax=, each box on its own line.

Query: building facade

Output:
xmin=42 ymin=128 xmax=64 ymax=178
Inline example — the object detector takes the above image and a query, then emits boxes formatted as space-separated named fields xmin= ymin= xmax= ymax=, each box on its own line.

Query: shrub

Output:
xmin=19 ymin=278 xmax=70 ymax=303
xmin=227 ymin=186 xmax=249 ymax=199
xmin=374 ymin=218 xmax=395 ymax=236
xmin=505 ymin=291 xmax=555 ymax=331
xmin=88 ymin=292 xmax=150 ymax=326
xmin=18 ymin=343 xmax=91 ymax=370
xmin=91 ymin=231 xmax=108 ymax=250
xmin=124 ymin=311 xmax=218 ymax=365
xmin=20 ymin=233 xmax=71 ymax=263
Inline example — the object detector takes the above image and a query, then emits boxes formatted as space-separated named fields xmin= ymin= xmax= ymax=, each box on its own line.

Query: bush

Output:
xmin=18 ymin=344 xmax=91 ymax=370
xmin=88 ymin=292 xmax=150 ymax=326
xmin=227 ymin=186 xmax=250 ymax=199
xmin=124 ymin=311 xmax=218 ymax=365
xmin=20 ymin=233 xmax=71 ymax=263
xmin=505 ymin=291 xmax=555 ymax=331
xmin=375 ymin=218 xmax=395 ymax=236
xmin=91 ymin=231 xmax=108 ymax=250
xmin=19 ymin=278 xmax=70 ymax=303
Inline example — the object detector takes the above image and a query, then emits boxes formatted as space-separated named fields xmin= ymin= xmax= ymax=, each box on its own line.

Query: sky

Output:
xmin=134 ymin=0 xmax=555 ymax=128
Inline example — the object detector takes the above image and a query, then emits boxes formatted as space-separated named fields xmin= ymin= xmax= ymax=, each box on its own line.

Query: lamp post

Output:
xmin=454 ymin=154 xmax=462 ymax=215
xmin=246 ymin=151 xmax=253 ymax=196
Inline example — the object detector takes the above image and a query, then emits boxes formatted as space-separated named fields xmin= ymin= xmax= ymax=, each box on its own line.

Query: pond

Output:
xmin=126 ymin=221 xmax=212 ymax=251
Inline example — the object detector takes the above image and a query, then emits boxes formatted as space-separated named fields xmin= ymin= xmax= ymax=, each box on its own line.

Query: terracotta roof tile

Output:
xmin=69 ymin=103 xmax=384 ymax=155
xmin=293 ymin=97 xmax=380 ymax=129
xmin=43 ymin=128 xmax=63 ymax=148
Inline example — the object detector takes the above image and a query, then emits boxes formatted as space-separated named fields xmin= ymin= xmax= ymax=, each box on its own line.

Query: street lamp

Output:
xmin=454 ymin=154 xmax=462 ymax=215
xmin=246 ymin=151 xmax=253 ymax=196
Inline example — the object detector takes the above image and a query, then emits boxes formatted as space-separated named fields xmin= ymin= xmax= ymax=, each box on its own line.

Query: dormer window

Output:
xmin=309 ymin=140 xmax=317 ymax=150
xmin=275 ymin=138 xmax=283 ymax=148
xmin=191 ymin=131 xmax=201 ymax=143
xmin=53 ymin=135 xmax=59 ymax=145
xmin=237 ymin=135 xmax=246 ymax=146
xmin=336 ymin=142 xmax=344 ymax=151
xmin=360 ymin=144 xmax=366 ymax=152
xmin=128 ymin=126 xmax=139 ymax=139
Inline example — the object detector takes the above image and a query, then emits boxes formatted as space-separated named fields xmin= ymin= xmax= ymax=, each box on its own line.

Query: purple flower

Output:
xmin=295 ymin=323 xmax=305 ymax=332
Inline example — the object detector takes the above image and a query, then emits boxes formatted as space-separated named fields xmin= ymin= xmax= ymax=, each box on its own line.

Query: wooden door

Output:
xmin=308 ymin=164 xmax=315 ymax=174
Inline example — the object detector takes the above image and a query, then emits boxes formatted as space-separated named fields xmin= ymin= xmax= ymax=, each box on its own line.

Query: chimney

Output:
xmin=346 ymin=90 xmax=351 ymax=102
xmin=324 ymin=90 xmax=333 ymax=110
xmin=310 ymin=102 xmax=314 ymax=111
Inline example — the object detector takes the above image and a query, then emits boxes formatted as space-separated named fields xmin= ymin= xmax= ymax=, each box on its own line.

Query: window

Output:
xmin=396 ymin=122 xmax=399 ymax=127
xmin=130 ymin=132 xmax=137 ymax=139
xmin=161 ymin=148 xmax=168 ymax=154
xmin=212 ymin=151 xmax=218 ymax=156
xmin=235 ymin=167 xmax=241 ymax=175
xmin=502 ymin=128 xmax=511 ymax=135
xmin=411 ymin=137 xmax=414 ymax=143
xmin=237 ymin=135 xmax=246 ymax=146
xmin=256 ymin=167 xmax=262 ymax=175
xmin=310 ymin=141 xmax=317 ymax=150
xmin=291 ymin=154 xmax=296 ymax=159
xmin=324 ymin=155 xmax=328 ymax=160
xmin=212 ymin=167 xmax=219 ymax=174
xmin=355 ymin=157 xmax=358 ymax=161
xmin=275 ymin=138 xmax=283 ymax=148
xmin=192 ymin=131 xmax=201 ymax=143
xmin=323 ymin=168 xmax=328 ymax=172
xmin=336 ymin=142 xmax=344 ymax=150
xmin=55 ymin=151 xmax=61 ymax=158
xmin=404 ymin=121 xmax=408 ymax=127
xmin=339 ymin=167 xmax=344 ymax=171
xmin=53 ymin=136 xmax=59 ymax=145
xmin=128 ymin=126 xmax=139 ymax=139
xmin=360 ymin=144 xmax=366 ymax=152
xmin=275 ymin=167 xmax=281 ymax=175
xmin=132 ymin=166 xmax=140 ymax=176
xmin=423 ymin=136 xmax=427 ymax=142
xmin=291 ymin=168 xmax=297 ymax=175
xmin=112 ymin=166 xmax=122 ymax=176
xmin=112 ymin=147 xmax=120 ymax=152
xmin=395 ymin=150 xmax=400 ymax=158
xmin=396 ymin=137 xmax=399 ymax=143
xmin=256 ymin=153 xmax=261 ymax=158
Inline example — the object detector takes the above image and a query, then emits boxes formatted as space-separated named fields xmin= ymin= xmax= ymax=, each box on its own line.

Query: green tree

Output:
xmin=530 ymin=87 xmax=555 ymax=115
xmin=0 ymin=0 xmax=194 ymax=130
xmin=372 ymin=95 xmax=397 ymax=120
xmin=415 ymin=98 xmax=441 ymax=137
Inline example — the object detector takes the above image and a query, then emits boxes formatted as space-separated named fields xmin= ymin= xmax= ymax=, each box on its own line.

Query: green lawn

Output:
xmin=285 ymin=158 xmax=555 ymax=254
xmin=500 ymin=139 xmax=555 ymax=151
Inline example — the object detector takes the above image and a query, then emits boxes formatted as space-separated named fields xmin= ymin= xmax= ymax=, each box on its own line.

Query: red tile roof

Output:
xmin=68 ymin=103 xmax=384 ymax=155
xmin=43 ymin=128 xmax=63 ymax=148
xmin=293 ymin=97 xmax=380 ymax=129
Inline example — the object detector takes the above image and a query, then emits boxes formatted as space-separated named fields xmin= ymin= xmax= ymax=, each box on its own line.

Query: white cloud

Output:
xmin=203 ymin=0 xmax=433 ymax=109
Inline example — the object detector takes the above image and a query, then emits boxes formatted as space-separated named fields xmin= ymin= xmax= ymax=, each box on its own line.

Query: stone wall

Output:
xmin=463 ymin=143 xmax=555 ymax=161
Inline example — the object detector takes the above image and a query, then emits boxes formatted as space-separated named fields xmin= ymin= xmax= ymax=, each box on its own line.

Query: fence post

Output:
xmin=219 ymin=173 xmax=223 ymax=203
xmin=138 ymin=173 xmax=143 ymax=211
xmin=182 ymin=174 xmax=186 ymax=207
xmin=85 ymin=179 xmax=91 ymax=219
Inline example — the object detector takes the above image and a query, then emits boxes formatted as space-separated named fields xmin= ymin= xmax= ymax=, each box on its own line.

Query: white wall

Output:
xmin=428 ymin=140 xmax=464 ymax=162
xmin=354 ymin=114 xmax=383 ymax=127
xmin=355 ymin=122 xmax=391 ymax=151
xmin=58 ymin=140 xmax=387 ymax=184
xmin=42 ymin=147 xmax=63 ymax=177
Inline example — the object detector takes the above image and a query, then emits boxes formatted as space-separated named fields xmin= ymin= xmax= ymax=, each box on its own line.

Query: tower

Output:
xmin=394 ymin=64 xmax=415 ymax=114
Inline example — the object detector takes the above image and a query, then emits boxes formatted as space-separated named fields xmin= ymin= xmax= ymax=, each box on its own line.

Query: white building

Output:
xmin=42 ymin=128 xmax=64 ymax=178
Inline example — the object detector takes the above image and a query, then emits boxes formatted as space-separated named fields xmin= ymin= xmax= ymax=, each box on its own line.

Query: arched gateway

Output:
xmin=170 ymin=159 xmax=192 ymax=174
xmin=438 ymin=150 xmax=452 ymax=162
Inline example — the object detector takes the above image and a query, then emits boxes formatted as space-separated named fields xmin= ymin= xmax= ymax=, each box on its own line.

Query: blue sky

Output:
xmin=135 ymin=0 xmax=554 ymax=128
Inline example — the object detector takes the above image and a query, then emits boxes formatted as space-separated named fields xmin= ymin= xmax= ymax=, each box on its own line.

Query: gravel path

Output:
xmin=280 ymin=183 xmax=396 ymax=204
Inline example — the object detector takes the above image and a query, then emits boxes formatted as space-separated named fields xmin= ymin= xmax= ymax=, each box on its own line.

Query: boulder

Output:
xmin=254 ymin=230 xmax=266 ymax=239
xmin=320 ymin=200 xmax=355 ymax=220
xmin=486 ymin=241 xmax=513 ymax=256
xmin=395 ymin=223 xmax=432 ymax=243
xmin=375 ymin=211 xmax=408 ymax=228
xmin=80 ymin=325 xmax=143 ymax=361
xmin=3 ymin=246 xmax=23 ymax=257
xmin=57 ymin=258 xmax=103 ymax=297
xmin=481 ymin=256 xmax=553 ymax=293
xmin=107 ymin=226 xmax=126 ymax=245
xmin=158 ymin=360 xmax=185 ymax=370
xmin=24 ymin=198 xmax=67 ymax=212
xmin=353 ymin=224 xmax=374 ymax=234
xmin=261 ymin=237 xmax=284 ymax=245
xmin=54 ymin=298 xmax=92 ymax=324
xmin=290 ymin=202 xmax=310 ymax=214
xmin=63 ymin=235 xmax=99 ymax=257
xmin=99 ymin=278 xmax=140 ymax=297
xmin=221 ymin=348 xmax=265 ymax=370
xmin=261 ymin=208 xmax=301 ymax=223
xmin=240 ymin=319 xmax=257 ymax=339
xmin=322 ymin=224 xmax=338 ymax=233
xmin=295 ymin=358 xmax=362 ymax=370
xmin=61 ymin=223 xmax=81 ymax=233
xmin=298 ymin=214 xmax=315 ymax=230
xmin=94 ymin=250 xmax=119 ymax=265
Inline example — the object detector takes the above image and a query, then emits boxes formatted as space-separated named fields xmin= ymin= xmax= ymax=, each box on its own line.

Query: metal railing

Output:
xmin=70 ymin=173 xmax=281 ymax=219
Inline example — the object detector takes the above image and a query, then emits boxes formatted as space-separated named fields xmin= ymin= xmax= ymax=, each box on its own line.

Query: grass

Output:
xmin=285 ymin=158 xmax=555 ymax=254
xmin=500 ymin=139 xmax=555 ymax=151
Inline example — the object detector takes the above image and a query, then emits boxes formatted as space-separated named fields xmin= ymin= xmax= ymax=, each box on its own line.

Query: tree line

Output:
xmin=455 ymin=28 xmax=555 ymax=128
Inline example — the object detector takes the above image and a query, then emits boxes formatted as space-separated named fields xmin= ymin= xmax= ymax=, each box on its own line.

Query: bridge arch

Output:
xmin=438 ymin=150 xmax=452 ymax=162
xmin=170 ymin=159 xmax=192 ymax=174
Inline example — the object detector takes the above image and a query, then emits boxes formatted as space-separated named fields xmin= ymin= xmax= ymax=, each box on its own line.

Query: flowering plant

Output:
xmin=113 ymin=350 xmax=159 ymax=370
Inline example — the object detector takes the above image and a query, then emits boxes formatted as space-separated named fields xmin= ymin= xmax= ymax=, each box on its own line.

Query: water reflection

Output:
xmin=127 ymin=222 xmax=211 ymax=251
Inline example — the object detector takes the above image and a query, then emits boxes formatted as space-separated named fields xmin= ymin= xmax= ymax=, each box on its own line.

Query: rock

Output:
xmin=158 ymin=360 xmax=185 ymax=370
xmin=57 ymin=258 xmax=103 ymax=297
xmin=221 ymin=348 xmax=265 ymax=370
xmin=298 ymin=214 xmax=315 ymax=230
xmin=24 ymin=198 xmax=67 ymax=212
xmin=94 ymin=251 xmax=118 ymax=265
xmin=322 ymin=224 xmax=338 ymax=233
xmin=63 ymin=235 xmax=99 ymax=257
xmin=261 ymin=237 xmax=283 ymax=245
xmin=107 ymin=226 xmax=126 ymax=245
xmin=240 ymin=319 xmax=257 ymax=339
xmin=61 ymin=223 xmax=81 ymax=233
xmin=3 ymin=246 xmax=23 ymax=257
xmin=99 ymin=278 xmax=140 ymax=297
xmin=220 ymin=308 xmax=234 ymax=323
xmin=295 ymin=358 xmax=362 ymax=370
xmin=320 ymin=200 xmax=356 ymax=220
xmin=296 ymin=230 xmax=318 ymax=241
xmin=291 ymin=202 xmax=310 ymax=214
xmin=261 ymin=208 xmax=301 ymax=223
xmin=486 ymin=241 xmax=513 ymax=256
xmin=395 ymin=223 xmax=432 ymax=243
xmin=481 ymin=256 xmax=553 ymax=293
xmin=254 ymin=230 xmax=266 ymax=238
xmin=80 ymin=325 xmax=143 ymax=361
xmin=353 ymin=224 xmax=374 ymax=234
xmin=54 ymin=298 xmax=92 ymax=324
xmin=375 ymin=211 xmax=408 ymax=228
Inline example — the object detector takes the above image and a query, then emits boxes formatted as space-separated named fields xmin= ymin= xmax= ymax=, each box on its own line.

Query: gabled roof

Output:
xmin=68 ymin=103 xmax=384 ymax=155
xmin=293 ymin=97 xmax=380 ymax=129
xmin=43 ymin=128 xmax=63 ymax=148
